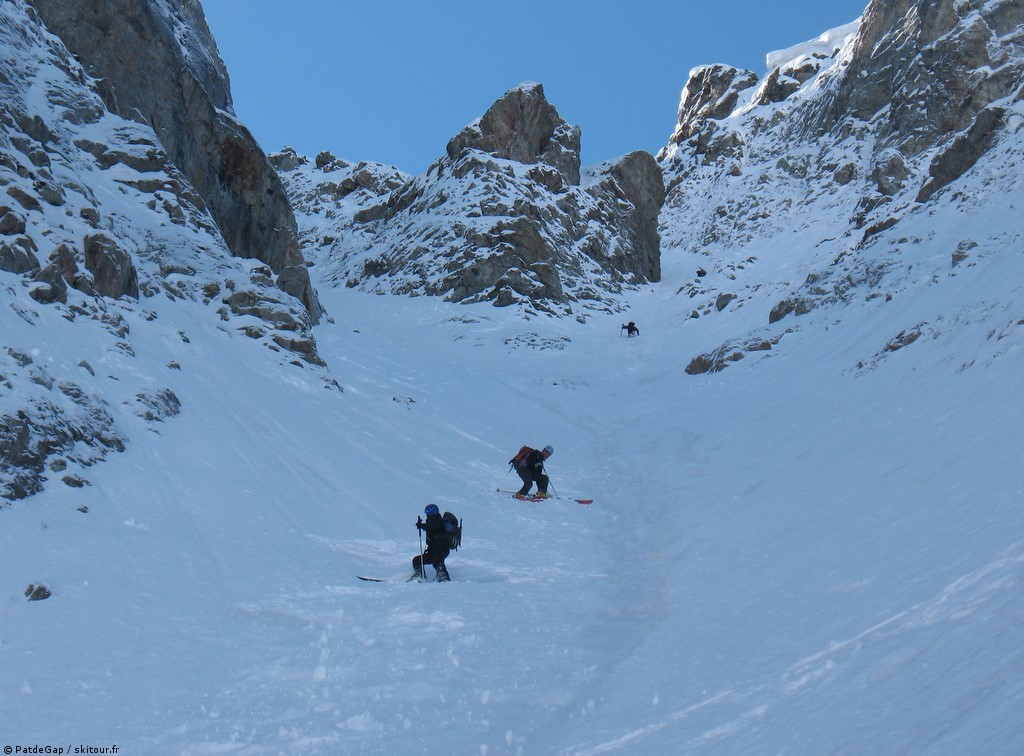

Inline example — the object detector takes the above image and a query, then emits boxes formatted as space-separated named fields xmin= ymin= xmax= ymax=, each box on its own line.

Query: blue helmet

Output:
xmin=424 ymin=504 xmax=440 ymax=516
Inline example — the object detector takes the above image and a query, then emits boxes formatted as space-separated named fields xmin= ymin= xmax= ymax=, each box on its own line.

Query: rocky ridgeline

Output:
xmin=657 ymin=0 xmax=1024 ymax=373
xmin=276 ymin=82 xmax=664 ymax=318
xmin=0 ymin=1 xmax=327 ymax=501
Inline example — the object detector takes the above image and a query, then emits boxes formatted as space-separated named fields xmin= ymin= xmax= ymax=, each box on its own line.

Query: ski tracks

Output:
xmin=572 ymin=539 xmax=1024 ymax=754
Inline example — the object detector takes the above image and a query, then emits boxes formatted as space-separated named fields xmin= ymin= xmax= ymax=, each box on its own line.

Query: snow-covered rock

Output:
xmin=278 ymin=83 xmax=664 ymax=318
xmin=30 ymin=0 xmax=323 ymax=323
xmin=658 ymin=0 xmax=1024 ymax=372
xmin=0 ymin=0 xmax=328 ymax=500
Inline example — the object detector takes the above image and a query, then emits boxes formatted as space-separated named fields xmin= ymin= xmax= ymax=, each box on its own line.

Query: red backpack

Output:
xmin=508 ymin=445 xmax=533 ymax=471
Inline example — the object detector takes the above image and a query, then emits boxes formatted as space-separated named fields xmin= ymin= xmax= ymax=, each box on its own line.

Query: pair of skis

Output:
xmin=496 ymin=488 xmax=593 ymax=505
xmin=357 ymin=571 xmax=454 ymax=583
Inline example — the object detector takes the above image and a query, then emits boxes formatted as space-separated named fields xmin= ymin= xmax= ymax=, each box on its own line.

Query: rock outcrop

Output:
xmin=823 ymin=0 xmax=1024 ymax=147
xmin=666 ymin=65 xmax=759 ymax=147
xmin=1 ymin=346 xmax=125 ymax=500
xmin=447 ymin=82 xmax=582 ymax=184
xmin=279 ymin=82 xmax=664 ymax=317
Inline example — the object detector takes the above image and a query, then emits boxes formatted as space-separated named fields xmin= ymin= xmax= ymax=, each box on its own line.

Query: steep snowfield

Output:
xmin=4 ymin=191 xmax=1023 ymax=753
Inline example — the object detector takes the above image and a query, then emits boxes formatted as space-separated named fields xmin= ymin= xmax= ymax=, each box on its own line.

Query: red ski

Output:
xmin=498 ymin=489 xmax=592 ymax=504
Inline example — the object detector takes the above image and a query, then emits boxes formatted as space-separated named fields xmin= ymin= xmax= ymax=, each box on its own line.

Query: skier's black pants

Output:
xmin=413 ymin=544 xmax=450 ymax=581
xmin=516 ymin=466 xmax=548 ymax=496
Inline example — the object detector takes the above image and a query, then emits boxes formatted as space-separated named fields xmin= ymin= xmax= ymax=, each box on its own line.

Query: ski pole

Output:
xmin=417 ymin=517 xmax=425 ymax=582
xmin=549 ymin=480 xmax=558 ymax=499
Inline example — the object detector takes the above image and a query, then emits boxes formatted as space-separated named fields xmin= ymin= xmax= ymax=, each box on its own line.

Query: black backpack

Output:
xmin=442 ymin=511 xmax=462 ymax=550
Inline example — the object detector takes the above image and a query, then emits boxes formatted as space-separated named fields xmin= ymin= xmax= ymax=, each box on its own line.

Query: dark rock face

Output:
xmin=608 ymin=151 xmax=665 ymax=282
xmin=30 ymin=0 xmax=322 ymax=322
xmin=916 ymin=105 xmax=1007 ymax=203
xmin=84 ymin=234 xmax=139 ymax=299
xmin=447 ymin=82 xmax=582 ymax=185
xmin=0 ymin=1 xmax=331 ymax=502
xmin=667 ymin=65 xmax=759 ymax=146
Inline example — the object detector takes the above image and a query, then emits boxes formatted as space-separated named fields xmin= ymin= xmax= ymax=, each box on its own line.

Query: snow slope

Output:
xmin=4 ymin=3 xmax=1024 ymax=755
xmin=4 ymin=199 xmax=1023 ymax=754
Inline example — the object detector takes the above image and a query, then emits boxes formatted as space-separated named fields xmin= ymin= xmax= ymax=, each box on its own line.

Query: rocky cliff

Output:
xmin=29 ymin=0 xmax=323 ymax=322
xmin=657 ymin=0 xmax=1024 ymax=373
xmin=1 ymin=0 xmax=329 ymax=501
xmin=277 ymin=82 xmax=665 ymax=318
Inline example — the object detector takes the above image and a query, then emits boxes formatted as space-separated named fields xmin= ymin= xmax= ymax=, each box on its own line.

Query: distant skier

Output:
xmin=621 ymin=321 xmax=640 ymax=337
xmin=511 ymin=444 xmax=554 ymax=499
xmin=413 ymin=504 xmax=456 ymax=582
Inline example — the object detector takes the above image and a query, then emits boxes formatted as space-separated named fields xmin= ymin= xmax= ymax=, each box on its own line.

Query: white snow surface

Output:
xmin=4 ymin=206 xmax=1024 ymax=754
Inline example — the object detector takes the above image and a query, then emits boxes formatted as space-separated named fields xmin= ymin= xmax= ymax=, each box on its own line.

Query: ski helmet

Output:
xmin=543 ymin=445 xmax=554 ymax=456
xmin=424 ymin=504 xmax=440 ymax=516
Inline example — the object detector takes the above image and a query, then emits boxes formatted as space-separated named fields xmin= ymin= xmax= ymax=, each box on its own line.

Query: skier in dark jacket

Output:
xmin=413 ymin=504 xmax=450 ymax=582
xmin=514 ymin=445 xmax=554 ymax=499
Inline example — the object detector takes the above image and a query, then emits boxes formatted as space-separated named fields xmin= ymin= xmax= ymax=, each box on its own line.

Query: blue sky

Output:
xmin=201 ymin=0 xmax=868 ymax=174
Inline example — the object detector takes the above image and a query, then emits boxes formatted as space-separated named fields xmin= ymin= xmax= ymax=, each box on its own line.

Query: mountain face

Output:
xmin=0 ymin=0 xmax=327 ymax=500
xmin=29 ymin=0 xmax=323 ymax=323
xmin=277 ymin=82 xmax=664 ymax=318
xmin=658 ymin=0 xmax=1024 ymax=372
